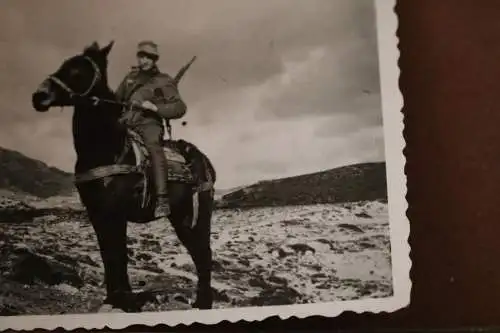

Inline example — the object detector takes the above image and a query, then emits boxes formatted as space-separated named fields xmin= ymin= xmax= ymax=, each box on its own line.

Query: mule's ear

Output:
xmin=84 ymin=41 xmax=100 ymax=54
xmin=100 ymin=40 xmax=114 ymax=57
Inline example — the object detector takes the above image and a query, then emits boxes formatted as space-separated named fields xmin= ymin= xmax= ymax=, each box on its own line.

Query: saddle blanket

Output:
xmin=127 ymin=130 xmax=195 ymax=184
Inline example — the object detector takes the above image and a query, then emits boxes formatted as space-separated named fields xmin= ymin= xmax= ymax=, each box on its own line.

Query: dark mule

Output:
xmin=31 ymin=41 xmax=216 ymax=312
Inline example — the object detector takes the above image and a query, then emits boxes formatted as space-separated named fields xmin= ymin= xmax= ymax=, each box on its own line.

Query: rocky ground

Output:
xmin=0 ymin=194 xmax=393 ymax=316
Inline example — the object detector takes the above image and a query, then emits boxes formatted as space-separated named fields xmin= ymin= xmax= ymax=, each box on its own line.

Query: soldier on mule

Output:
xmin=31 ymin=41 xmax=215 ymax=311
xmin=115 ymin=40 xmax=186 ymax=220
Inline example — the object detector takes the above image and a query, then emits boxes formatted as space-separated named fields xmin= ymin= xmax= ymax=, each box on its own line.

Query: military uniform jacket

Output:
xmin=115 ymin=66 xmax=187 ymax=127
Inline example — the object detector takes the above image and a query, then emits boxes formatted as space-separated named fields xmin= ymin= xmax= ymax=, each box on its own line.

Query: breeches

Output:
xmin=134 ymin=123 xmax=168 ymax=196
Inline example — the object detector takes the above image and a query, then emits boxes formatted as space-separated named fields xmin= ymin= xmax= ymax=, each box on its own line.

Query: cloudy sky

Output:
xmin=0 ymin=0 xmax=384 ymax=189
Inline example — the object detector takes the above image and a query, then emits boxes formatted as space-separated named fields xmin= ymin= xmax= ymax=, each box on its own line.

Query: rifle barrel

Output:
xmin=174 ymin=56 xmax=197 ymax=85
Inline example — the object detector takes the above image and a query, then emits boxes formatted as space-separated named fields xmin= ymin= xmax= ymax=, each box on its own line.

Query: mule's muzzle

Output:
xmin=32 ymin=89 xmax=54 ymax=112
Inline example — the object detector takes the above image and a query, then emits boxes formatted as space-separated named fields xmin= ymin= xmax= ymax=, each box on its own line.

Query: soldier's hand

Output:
xmin=141 ymin=100 xmax=158 ymax=112
xmin=129 ymin=100 xmax=141 ymax=109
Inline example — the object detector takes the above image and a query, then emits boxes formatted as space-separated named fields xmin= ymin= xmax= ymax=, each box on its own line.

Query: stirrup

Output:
xmin=154 ymin=198 xmax=171 ymax=219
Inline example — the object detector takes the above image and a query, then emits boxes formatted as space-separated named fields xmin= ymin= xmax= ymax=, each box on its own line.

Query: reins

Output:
xmin=49 ymin=54 xmax=181 ymax=184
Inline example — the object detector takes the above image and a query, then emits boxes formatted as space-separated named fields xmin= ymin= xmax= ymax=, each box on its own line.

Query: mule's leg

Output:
xmin=172 ymin=190 xmax=214 ymax=309
xmin=190 ymin=190 xmax=214 ymax=309
xmin=169 ymin=195 xmax=213 ymax=309
xmin=90 ymin=214 xmax=137 ymax=312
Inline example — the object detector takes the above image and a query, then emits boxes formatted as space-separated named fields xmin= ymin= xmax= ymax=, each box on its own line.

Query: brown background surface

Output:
xmin=121 ymin=0 xmax=500 ymax=331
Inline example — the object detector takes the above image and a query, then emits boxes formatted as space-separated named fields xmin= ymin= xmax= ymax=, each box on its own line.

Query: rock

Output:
xmin=267 ymin=275 xmax=288 ymax=286
xmin=212 ymin=287 xmax=230 ymax=302
xmin=280 ymin=219 xmax=304 ymax=226
xmin=311 ymin=272 xmax=327 ymax=279
xmin=316 ymin=282 xmax=332 ymax=290
xmin=359 ymin=241 xmax=377 ymax=250
xmin=79 ymin=254 xmax=99 ymax=267
xmin=171 ymin=293 xmax=190 ymax=304
xmin=53 ymin=253 xmax=98 ymax=268
xmin=249 ymin=286 xmax=302 ymax=306
xmin=211 ymin=260 xmax=223 ymax=272
xmin=237 ymin=258 xmax=250 ymax=266
xmin=8 ymin=251 xmax=84 ymax=288
xmin=0 ymin=200 xmax=38 ymax=223
xmin=143 ymin=262 xmax=163 ymax=274
xmin=288 ymin=243 xmax=316 ymax=255
xmin=126 ymin=236 xmax=138 ymax=245
xmin=337 ymin=223 xmax=364 ymax=233
xmin=140 ymin=239 xmax=160 ymax=252
xmin=136 ymin=253 xmax=153 ymax=261
xmin=0 ymin=304 xmax=22 ymax=316
xmin=33 ymin=214 xmax=59 ymax=224
xmin=54 ymin=283 xmax=80 ymax=295
xmin=269 ymin=246 xmax=294 ymax=259
xmin=248 ymin=276 xmax=269 ymax=288
xmin=53 ymin=253 xmax=79 ymax=266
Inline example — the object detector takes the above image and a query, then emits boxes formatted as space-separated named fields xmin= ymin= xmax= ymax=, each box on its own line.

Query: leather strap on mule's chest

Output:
xmin=74 ymin=164 xmax=140 ymax=183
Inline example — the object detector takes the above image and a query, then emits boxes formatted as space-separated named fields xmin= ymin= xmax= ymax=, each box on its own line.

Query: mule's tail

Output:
xmin=178 ymin=139 xmax=215 ymax=229
xmin=202 ymin=153 xmax=216 ymax=185
xmin=177 ymin=139 xmax=216 ymax=185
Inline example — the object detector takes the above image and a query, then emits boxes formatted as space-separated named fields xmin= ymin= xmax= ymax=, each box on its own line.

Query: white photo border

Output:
xmin=0 ymin=0 xmax=409 ymax=330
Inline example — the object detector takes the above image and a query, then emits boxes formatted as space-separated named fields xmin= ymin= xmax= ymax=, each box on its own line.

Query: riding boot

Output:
xmin=155 ymin=193 xmax=170 ymax=218
xmin=136 ymin=123 xmax=170 ymax=220
xmin=149 ymin=146 xmax=170 ymax=219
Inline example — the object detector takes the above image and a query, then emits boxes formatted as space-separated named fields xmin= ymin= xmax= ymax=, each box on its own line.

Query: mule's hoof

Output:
xmin=192 ymin=300 xmax=213 ymax=310
xmin=97 ymin=304 xmax=125 ymax=313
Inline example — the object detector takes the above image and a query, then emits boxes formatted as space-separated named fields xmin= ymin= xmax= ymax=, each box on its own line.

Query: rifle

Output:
xmin=165 ymin=56 xmax=197 ymax=139
xmin=173 ymin=56 xmax=197 ymax=87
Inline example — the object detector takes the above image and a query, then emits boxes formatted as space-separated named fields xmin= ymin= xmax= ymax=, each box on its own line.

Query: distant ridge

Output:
xmin=0 ymin=146 xmax=74 ymax=198
xmin=0 ymin=146 xmax=387 ymax=207
xmin=216 ymin=162 xmax=387 ymax=208
xmin=214 ymin=185 xmax=247 ymax=200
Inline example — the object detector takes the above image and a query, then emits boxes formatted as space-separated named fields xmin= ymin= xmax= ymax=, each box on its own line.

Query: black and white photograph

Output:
xmin=0 ymin=0 xmax=408 ymax=330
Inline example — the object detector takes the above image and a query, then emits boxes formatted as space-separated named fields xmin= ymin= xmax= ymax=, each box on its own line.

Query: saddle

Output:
xmin=73 ymin=128 xmax=211 ymax=225
xmin=126 ymin=129 xmax=195 ymax=184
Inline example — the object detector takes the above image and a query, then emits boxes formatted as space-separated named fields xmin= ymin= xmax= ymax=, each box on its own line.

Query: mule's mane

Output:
xmin=88 ymin=47 xmax=111 ymax=91
xmin=70 ymin=42 xmax=125 ymax=173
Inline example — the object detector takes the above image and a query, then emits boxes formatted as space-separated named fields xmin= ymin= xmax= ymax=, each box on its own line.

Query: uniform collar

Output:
xmin=132 ymin=65 xmax=159 ymax=76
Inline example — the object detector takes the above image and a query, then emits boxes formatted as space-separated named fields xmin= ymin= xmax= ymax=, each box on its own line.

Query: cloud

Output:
xmin=0 ymin=0 xmax=383 ymax=188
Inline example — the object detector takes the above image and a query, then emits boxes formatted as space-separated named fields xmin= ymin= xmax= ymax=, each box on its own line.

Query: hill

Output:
xmin=0 ymin=147 xmax=75 ymax=198
xmin=214 ymin=185 xmax=247 ymax=200
xmin=217 ymin=162 xmax=387 ymax=208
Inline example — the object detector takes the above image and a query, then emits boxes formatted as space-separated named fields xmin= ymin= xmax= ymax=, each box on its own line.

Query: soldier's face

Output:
xmin=137 ymin=53 xmax=156 ymax=71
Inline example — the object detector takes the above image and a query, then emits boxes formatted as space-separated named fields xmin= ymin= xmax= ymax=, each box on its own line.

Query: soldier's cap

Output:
xmin=137 ymin=40 xmax=159 ymax=60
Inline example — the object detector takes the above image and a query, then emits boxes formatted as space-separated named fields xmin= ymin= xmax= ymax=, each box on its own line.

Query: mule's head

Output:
xmin=32 ymin=41 xmax=114 ymax=112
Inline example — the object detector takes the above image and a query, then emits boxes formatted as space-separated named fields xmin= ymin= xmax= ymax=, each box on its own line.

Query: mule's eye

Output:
xmin=70 ymin=68 xmax=80 ymax=76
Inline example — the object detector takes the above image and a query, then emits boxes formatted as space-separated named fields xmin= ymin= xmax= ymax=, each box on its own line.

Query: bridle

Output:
xmin=48 ymin=55 xmax=143 ymax=184
xmin=48 ymin=55 xmax=102 ymax=100
xmin=45 ymin=52 xmax=195 ymax=185
xmin=47 ymin=55 xmax=123 ymax=109
xmin=45 ymin=53 xmax=177 ymax=139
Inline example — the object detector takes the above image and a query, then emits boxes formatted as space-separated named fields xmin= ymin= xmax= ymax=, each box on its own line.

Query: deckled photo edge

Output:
xmin=376 ymin=0 xmax=411 ymax=312
xmin=0 ymin=0 xmax=408 ymax=330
